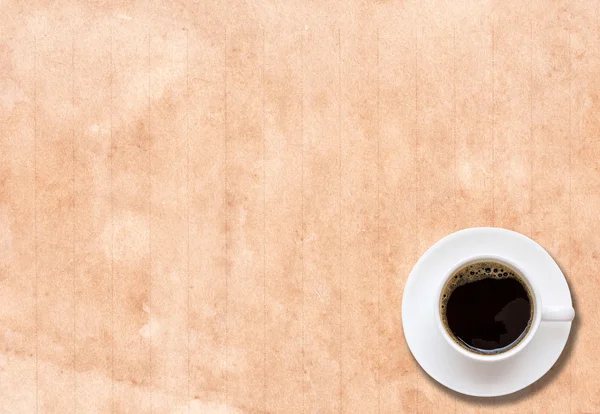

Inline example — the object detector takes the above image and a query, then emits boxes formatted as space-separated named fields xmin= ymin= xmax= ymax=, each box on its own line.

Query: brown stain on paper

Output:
xmin=1 ymin=0 xmax=600 ymax=413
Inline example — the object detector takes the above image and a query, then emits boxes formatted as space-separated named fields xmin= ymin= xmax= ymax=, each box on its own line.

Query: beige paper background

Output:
xmin=1 ymin=0 xmax=599 ymax=412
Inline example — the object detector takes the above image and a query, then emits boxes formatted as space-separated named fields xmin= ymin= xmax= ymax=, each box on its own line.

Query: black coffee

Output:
xmin=440 ymin=261 xmax=533 ymax=354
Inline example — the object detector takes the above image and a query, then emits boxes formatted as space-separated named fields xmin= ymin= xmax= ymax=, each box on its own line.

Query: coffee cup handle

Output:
xmin=542 ymin=306 xmax=575 ymax=322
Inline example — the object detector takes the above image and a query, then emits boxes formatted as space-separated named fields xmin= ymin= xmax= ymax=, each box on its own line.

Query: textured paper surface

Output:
xmin=1 ymin=0 xmax=599 ymax=412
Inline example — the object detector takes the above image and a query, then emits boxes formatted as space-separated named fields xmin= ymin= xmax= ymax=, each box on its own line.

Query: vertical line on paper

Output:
xmin=338 ymin=27 xmax=343 ymax=414
xmin=262 ymin=26 xmax=267 ymax=414
xmin=34 ymin=33 xmax=39 ymax=414
xmin=376 ymin=27 xmax=381 ymax=414
xmin=223 ymin=27 xmax=229 ymax=407
xmin=453 ymin=25 xmax=457 ymax=232
xmin=148 ymin=28 xmax=154 ymax=414
xmin=529 ymin=20 xmax=533 ymax=239
xmin=71 ymin=28 xmax=77 ymax=414
xmin=568 ymin=30 xmax=573 ymax=413
xmin=110 ymin=27 xmax=115 ymax=414
xmin=491 ymin=25 xmax=496 ymax=225
xmin=414 ymin=26 xmax=420 ymax=414
xmin=186 ymin=27 xmax=191 ymax=414
xmin=300 ymin=29 xmax=305 ymax=414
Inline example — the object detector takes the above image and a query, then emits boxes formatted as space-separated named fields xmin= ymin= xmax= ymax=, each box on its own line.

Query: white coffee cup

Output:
xmin=434 ymin=254 xmax=575 ymax=363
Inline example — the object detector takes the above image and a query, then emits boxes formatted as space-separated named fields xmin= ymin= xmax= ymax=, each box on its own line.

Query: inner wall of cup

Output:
xmin=439 ymin=258 xmax=536 ymax=355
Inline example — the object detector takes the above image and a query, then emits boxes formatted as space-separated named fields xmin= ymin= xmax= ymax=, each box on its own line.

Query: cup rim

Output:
xmin=434 ymin=253 xmax=542 ymax=362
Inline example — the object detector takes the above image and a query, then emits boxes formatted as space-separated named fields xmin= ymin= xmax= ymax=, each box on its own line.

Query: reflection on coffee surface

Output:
xmin=440 ymin=261 xmax=533 ymax=355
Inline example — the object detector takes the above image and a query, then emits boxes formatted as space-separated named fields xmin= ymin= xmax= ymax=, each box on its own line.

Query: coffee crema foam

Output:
xmin=440 ymin=261 xmax=535 ymax=355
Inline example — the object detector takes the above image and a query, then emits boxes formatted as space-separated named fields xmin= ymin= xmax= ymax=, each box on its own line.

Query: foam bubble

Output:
xmin=439 ymin=260 xmax=530 ymax=316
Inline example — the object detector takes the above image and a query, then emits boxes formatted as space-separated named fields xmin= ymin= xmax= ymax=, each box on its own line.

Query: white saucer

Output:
xmin=401 ymin=227 xmax=574 ymax=397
